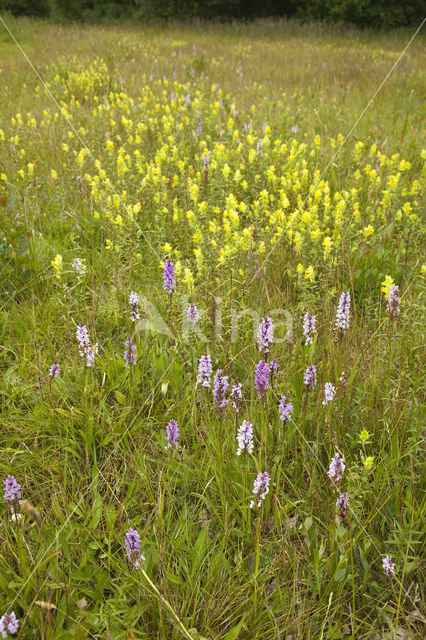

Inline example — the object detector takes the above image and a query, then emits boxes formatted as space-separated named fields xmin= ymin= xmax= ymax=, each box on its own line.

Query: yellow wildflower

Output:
xmin=363 ymin=456 xmax=375 ymax=470
xmin=182 ymin=267 xmax=195 ymax=291
xmin=359 ymin=429 xmax=371 ymax=444
xmin=381 ymin=275 xmax=394 ymax=297
xmin=51 ymin=254 xmax=63 ymax=279
xmin=305 ymin=265 xmax=315 ymax=282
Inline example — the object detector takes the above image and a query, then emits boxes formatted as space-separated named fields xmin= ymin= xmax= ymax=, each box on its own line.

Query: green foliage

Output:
xmin=295 ymin=0 xmax=424 ymax=28
xmin=0 ymin=0 xmax=49 ymax=17
xmin=1 ymin=0 xmax=424 ymax=27
xmin=0 ymin=194 xmax=34 ymax=298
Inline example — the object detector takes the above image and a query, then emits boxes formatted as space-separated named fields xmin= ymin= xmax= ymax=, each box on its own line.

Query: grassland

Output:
xmin=0 ymin=15 xmax=425 ymax=640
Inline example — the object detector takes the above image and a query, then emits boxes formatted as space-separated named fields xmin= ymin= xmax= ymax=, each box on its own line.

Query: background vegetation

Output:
xmin=0 ymin=0 xmax=425 ymax=28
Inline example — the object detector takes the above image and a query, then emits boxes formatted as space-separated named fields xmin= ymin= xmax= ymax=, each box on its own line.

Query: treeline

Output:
xmin=0 ymin=0 xmax=423 ymax=28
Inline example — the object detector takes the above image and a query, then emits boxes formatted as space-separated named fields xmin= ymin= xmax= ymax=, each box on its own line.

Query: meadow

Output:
xmin=0 ymin=15 xmax=425 ymax=640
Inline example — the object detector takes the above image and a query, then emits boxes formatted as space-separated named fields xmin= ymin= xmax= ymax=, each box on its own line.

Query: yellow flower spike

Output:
xmin=183 ymin=267 xmax=194 ymax=291
xmin=398 ymin=159 xmax=410 ymax=171
xmin=359 ymin=429 xmax=371 ymax=444
xmin=192 ymin=228 xmax=203 ymax=243
xmin=304 ymin=265 xmax=315 ymax=282
xmin=363 ymin=456 xmax=375 ymax=470
xmin=50 ymin=169 xmax=57 ymax=181
xmin=51 ymin=254 xmax=63 ymax=279
xmin=381 ymin=275 xmax=394 ymax=297
xmin=363 ymin=224 xmax=374 ymax=238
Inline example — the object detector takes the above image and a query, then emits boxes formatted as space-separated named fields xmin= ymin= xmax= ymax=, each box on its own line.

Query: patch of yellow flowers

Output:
xmin=1 ymin=58 xmax=423 ymax=293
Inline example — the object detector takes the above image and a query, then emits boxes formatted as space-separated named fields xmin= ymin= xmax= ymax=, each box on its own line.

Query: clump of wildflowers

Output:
xmin=165 ymin=419 xmax=180 ymax=450
xmin=213 ymin=369 xmax=229 ymax=410
xmin=304 ymin=365 xmax=317 ymax=390
xmin=269 ymin=359 xmax=279 ymax=385
xmin=250 ymin=471 xmax=270 ymax=508
xmin=124 ymin=528 xmax=144 ymax=568
xmin=255 ymin=360 xmax=270 ymax=398
xmin=198 ymin=355 xmax=212 ymax=388
xmin=270 ymin=359 xmax=279 ymax=375
xmin=76 ymin=324 xmax=89 ymax=351
xmin=123 ymin=338 xmax=137 ymax=366
xmin=382 ymin=555 xmax=395 ymax=578
xmin=236 ymin=420 xmax=254 ymax=455
xmin=76 ymin=325 xmax=97 ymax=367
xmin=336 ymin=492 xmax=349 ymax=527
xmin=322 ymin=382 xmax=336 ymax=405
xmin=187 ymin=304 xmax=199 ymax=325
xmin=336 ymin=291 xmax=351 ymax=332
xmin=278 ymin=395 xmax=294 ymax=424
xmin=72 ymin=258 xmax=86 ymax=277
xmin=129 ymin=291 xmax=140 ymax=322
xmin=257 ymin=315 xmax=274 ymax=355
xmin=303 ymin=312 xmax=317 ymax=345
xmin=230 ymin=383 xmax=243 ymax=413
xmin=328 ymin=453 xmax=345 ymax=485
xmin=0 ymin=612 xmax=19 ymax=637
xmin=387 ymin=285 xmax=401 ymax=319
xmin=163 ymin=259 xmax=175 ymax=294
xmin=49 ymin=363 xmax=60 ymax=378
xmin=4 ymin=476 xmax=21 ymax=504
xmin=85 ymin=346 xmax=97 ymax=368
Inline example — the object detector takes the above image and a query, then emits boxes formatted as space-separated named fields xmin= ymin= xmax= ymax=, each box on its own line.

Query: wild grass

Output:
xmin=0 ymin=15 xmax=425 ymax=640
